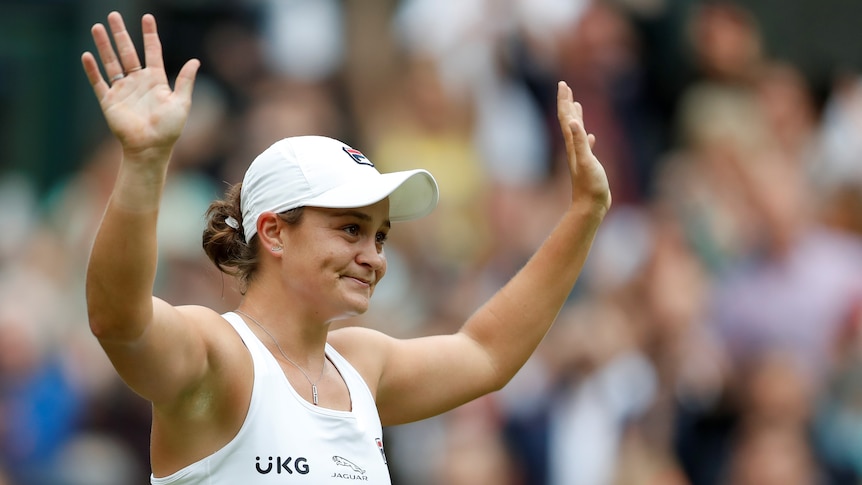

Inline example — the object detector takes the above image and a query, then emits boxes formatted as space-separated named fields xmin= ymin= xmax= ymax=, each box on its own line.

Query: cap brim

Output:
xmin=302 ymin=169 xmax=439 ymax=222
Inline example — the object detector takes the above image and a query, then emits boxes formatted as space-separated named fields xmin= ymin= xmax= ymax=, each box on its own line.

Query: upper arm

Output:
xmin=95 ymin=297 xmax=232 ymax=406
xmin=329 ymin=326 xmax=502 ymax=426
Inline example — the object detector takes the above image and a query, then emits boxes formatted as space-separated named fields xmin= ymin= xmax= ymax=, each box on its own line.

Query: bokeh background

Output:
xmin=3 ymin=0 xmax=862 ymax=484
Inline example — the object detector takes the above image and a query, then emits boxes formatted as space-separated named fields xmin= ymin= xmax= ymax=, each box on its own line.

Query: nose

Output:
xmin=356 ymin=237 xmax=386 ymax=274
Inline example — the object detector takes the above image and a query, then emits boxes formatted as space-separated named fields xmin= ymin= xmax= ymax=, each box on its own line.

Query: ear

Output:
xmin=256 ymin=212 xmax=284 ymax=255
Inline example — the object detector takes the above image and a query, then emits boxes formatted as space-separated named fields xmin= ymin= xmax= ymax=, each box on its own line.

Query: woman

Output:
xmin=81 ymin=11 xmax=611 ymax=484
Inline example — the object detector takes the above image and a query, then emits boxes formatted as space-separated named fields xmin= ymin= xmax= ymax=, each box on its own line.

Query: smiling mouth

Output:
xmin=343 ymin=275 xmax=372 ymax=286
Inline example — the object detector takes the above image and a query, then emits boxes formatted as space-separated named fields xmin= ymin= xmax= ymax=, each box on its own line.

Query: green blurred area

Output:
xmin=0 ymin=0 xmax=143 ymax=199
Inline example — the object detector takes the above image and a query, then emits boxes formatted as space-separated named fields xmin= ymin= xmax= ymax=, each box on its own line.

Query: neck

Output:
xmin=234 ymin=301 xmax=330 ymax=368
xmin=241 ymin=278 xmax=330 ymax=330
xmin=234 ymin=308 xmax=330 ymax=406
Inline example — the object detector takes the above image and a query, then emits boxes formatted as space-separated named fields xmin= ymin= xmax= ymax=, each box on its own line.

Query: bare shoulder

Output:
xmin=146 ymin=301 xmax=251 ymax=399
xmin=161 ymin=303 xmax=239 ymax=338
xmin=150 ymin=304 xmax=253 ymax=428
xmin=170 ymin=302 xmax=229 ymax=322
xmin=328 ymin=325 xmax=392 ymax=360
xmin=172 ymin=304 xmax=248 ymax=359
xmin=328 ymin=326 xmax=393 ymax=395
xmin=328 ymin=325 xmax=392 ymax=351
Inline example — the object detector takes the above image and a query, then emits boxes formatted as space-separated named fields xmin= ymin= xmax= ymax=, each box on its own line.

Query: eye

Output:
xmin=343 ymin=224 xmax=360 ymax=236
xmin=376 ymin=231 xmax=388 ymax=245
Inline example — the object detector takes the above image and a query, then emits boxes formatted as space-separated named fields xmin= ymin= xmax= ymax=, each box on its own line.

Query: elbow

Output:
xmin=88 ymin=316 xmax=116 ymax=340
xmin=488 ymin=370 xmax=516 ymax=394
xmin=86 ymin=303 xmax=148 ymax=343
xmin=86 ymin=292 xmax=114 ymax=339
xmin=461 ymin=332 xmax=519 ymax=394
xmin=87 ymin=310 xmax=121 ymax=341
xmin=85 ymin=281 xmax=151 ymax=342
xmin=481 ymin=359 xmax=518 ymax=394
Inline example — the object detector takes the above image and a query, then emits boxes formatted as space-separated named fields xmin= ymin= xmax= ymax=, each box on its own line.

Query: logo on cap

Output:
xmin=342 ymin=147 xmax=374 ymax=167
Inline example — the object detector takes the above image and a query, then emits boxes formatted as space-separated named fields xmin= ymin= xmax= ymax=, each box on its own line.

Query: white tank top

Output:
xmin=151 ymin=312 xmax=392 ymax=484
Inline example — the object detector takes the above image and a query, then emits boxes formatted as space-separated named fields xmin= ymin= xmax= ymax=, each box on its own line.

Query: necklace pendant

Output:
xmin=312 ymin=384 xmax=319 ymax=405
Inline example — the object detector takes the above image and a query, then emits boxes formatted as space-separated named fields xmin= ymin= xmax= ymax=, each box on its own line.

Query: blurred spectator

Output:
xmin=544 ymin=306 xmax=657 ymax=485
xmin=709 ymin=212 xmax=862 ymax=384
xmin=814 ymin=298 xmax=862 ymax=482
xmin=260 ymin=0 xmax=345 ymax=82
xmin=502 ymin=207 xmax=659 ymax=485
xmin=724 ymin=424 xmax=822 ymax=485
xmin=392 ymin=0 xmax=553 ymax=186
xmin=627 ymin=209 xmax=727 ymax=485
xmin=0 ymin=231 xmax=85 ymax=484
xmin=686 ymin=1 xmax=765 ymax=85
xmin=220 ymin=77 xmax=344 ymax=185
xmin=551 ymin=0 xmax=664 ymax=203
xmin=752 ymin=61 xmax=820 ymax=166
xmin=813 ymin=74 xmax=862 ymax=236
xmin=369 ymin=56 xmax=490 ymax=285
xmin=52 ymin=433 xmax=143 ymax=485
xmin=158 ymin=3 xmax=268 ymax=114
xmin=433 ymin=398 xmax=521 ymax=485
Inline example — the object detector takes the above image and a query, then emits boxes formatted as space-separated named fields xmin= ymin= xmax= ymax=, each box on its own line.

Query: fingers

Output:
xmin=557 ymin=81 xmax=584 ymax=156
xmin=91 ymin=21 xmax=125 ymax=82
xmin=87 ymin=11 xmax=146 ymax=91
xmin=556 ymin=81 xmax=610 ymax=206
xmin=568 ymin=118 xmax=590 ymax=162
xmin=556 ymin=81 xmax=584 ymax=128
xmin=557 ymin=81 xmax=594 ymax=162
xmin=141 ymin=14 xmax=164 ymax=72
xmin=81 ymin=51 xmax=109 ymax=99
xmin=557 ymin=81 xmax=576 ymax=156
xmin=83 ymin=11 xmax=197 ymax=102
xmin=107 ymin=12 xmax=143 ymax=73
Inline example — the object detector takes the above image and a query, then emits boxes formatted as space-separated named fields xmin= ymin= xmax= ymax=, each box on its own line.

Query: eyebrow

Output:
xmin=331 ymin=210 xmax=391 ymax=229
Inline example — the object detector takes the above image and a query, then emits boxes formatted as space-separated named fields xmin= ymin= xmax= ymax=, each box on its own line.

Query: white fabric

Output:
xmin=151 ymin=312 xmax=392 ymax=484
xmin=548 ymin=352 xmax=657 ymax=485
xmin=240 ymin=136 xmax=438 ymax=241
xmin=262 ymin=0 xmax=344 ymax=81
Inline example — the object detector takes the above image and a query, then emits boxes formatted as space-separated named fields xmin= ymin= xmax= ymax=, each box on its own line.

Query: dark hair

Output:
xmin=202 ymin=183 xmax=304 ymax=293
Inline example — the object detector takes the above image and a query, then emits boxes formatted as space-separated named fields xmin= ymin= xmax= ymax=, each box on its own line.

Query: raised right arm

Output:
xmin=81 ymin=11 xmax=212 ymax=405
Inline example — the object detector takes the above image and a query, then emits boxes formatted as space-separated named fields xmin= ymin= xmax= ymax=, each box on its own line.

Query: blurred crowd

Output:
xmin=3 ymin=0 xmax=862 ymax=484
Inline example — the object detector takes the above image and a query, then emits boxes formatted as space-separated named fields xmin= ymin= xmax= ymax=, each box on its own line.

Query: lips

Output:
xmin=343 ymin=275 xmax=373 ymax=286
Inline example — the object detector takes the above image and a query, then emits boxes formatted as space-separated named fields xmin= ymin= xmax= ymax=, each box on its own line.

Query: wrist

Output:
xmin=112 ymin=159 xmax=169 ymax=212
xmin=122 ymin=144 xmax=174 ymax=166
xmin=568 ymin=195 xmax=611 ymax=222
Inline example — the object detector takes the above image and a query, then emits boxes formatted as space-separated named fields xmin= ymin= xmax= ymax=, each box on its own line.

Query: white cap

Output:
xmin=239 ymin=135 xmax=439 ymax=242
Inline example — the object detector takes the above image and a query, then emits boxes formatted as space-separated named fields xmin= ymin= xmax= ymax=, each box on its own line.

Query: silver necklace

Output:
xmin=235 ymin=310 xmax=326 ymax=405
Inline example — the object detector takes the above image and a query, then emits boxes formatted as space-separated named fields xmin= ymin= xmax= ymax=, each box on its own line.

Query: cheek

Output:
xmin=378 ymin=254 xmax=387 ymax=279
xmin=369 ymin=258 xmax=387 ymax=293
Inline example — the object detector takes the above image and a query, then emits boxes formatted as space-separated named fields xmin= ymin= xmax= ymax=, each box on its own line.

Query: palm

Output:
xmin=100 ymin=74 xmax=188 ymax=152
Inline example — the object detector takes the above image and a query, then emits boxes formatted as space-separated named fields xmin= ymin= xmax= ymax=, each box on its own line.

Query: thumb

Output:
xmin=173 ymin=58 xmax=200 ymax=101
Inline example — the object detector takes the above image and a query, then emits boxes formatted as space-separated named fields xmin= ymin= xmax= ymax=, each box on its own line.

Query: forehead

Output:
xmin=307 ymin=199 xmax=391 ymax=226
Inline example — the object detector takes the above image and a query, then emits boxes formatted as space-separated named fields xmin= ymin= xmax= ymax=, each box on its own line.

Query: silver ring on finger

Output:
xmin=110 ymin=73 xmax=125 ymax=84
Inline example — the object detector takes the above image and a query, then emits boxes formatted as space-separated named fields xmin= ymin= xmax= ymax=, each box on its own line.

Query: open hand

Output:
xmin=557 ymin=81 xmax=612 ymax=211
xmin=81 ymin=12 xmax=199 ymax=161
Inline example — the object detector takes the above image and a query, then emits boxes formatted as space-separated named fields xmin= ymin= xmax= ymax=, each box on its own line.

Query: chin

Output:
xmin=347 ymin=301 xmax=371 ymax=317
xmin=344 ymin=289 xmax=374 ymax=315
xmin=330 ymin=299 xmax=371 ymax=321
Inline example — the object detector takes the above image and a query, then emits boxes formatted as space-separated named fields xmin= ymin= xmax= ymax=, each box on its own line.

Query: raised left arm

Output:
xmin=349 ymin=81 xmax=611 ymax=425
